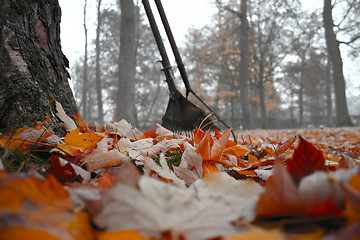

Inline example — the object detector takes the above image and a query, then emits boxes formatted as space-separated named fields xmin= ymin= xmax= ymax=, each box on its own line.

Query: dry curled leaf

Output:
xmin=55 ymin=101 xmax=77 ymax=131
xmin=83 ymin=137 xmax=130 ymax=172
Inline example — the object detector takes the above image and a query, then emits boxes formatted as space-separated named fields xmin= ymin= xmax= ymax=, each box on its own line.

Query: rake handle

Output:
xmin=153 ymin=0 xmax=237 ymax=142
xmin=142 ymin=0 xmax=179 ymax=99
xmin=154 ymin=0 xmax=193 ymax=98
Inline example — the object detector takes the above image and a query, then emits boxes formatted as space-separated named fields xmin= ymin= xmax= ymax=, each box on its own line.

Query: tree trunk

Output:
xmin=323 ymin=0 xmax=353 ymax=126
xmin=238 ymin=0 xmax=254 ymax=129
xmin=0 ymin=0 xmax=77 ymax=134
xmin=258 ymin=62 xmax=267 ymax=129
xmin=325 ymin=57 xmax=332 ymax=126
xmin=299 ymin=70 xmax=304 ymax=128
xmin=82 ymin=0 xmax=89 ymax=120
xmin=95 ymin=0 xmax=104 ymax=124
xmin=116 ymin=0 xmax=136 ymax=124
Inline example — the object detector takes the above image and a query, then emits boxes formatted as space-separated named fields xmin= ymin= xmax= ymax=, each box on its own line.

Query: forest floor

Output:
xmin=0 ymin=104 xmax=360 ymax=239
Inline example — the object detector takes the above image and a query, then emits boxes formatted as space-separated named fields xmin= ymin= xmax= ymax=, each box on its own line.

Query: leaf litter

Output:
xmin=0 ymin=101 xmax=360 ymax=239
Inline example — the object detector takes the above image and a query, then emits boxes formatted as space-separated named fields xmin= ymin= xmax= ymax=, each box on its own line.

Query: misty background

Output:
xmin=59 ymin=0 xmax=360 ymax=130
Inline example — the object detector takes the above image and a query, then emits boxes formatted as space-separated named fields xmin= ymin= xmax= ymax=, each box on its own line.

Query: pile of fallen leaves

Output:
xmin=0 ymin=101 xmax=360 ymax=240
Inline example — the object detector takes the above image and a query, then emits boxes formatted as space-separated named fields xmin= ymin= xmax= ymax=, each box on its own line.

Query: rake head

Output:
xmin=161 ymin=93 xmax=218 ymax=132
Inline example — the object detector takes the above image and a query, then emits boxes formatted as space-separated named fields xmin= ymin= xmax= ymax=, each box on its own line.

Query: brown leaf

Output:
xmin=256 ymin=161 xmax=305 ymax=217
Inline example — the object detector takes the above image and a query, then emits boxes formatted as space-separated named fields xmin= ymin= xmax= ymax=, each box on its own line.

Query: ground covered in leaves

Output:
xmin=1 ymin=102 xmax=360 ymax=240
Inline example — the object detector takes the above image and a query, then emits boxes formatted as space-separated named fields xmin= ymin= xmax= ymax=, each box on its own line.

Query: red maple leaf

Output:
xmin=287 ymin=136 xmax=327 ymax=185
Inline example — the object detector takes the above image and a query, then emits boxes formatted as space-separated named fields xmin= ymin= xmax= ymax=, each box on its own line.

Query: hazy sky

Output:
xmin=58 ymin=0 xmax=359 ymax=103
xmin=59 ymin=0 xmax=324 ymax=65
xmin=59 ymin=0 xmax=217 ymax=65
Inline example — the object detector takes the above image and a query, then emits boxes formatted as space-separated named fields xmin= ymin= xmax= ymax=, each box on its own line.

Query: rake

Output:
xmin=142 ymin=0 xmax=236 ymax=141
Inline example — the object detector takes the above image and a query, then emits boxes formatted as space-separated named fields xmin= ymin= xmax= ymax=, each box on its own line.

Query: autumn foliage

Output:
xmin=0 ymin=102 xmax=360 ymax=239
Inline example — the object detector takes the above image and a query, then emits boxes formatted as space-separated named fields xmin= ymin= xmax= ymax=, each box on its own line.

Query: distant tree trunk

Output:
xmin=82 ymin=0 xmax=89 ymax=120
xmin=325 ymin=57 xmax=332 ymax=126
xmin=258 ymin=61 xmax=267 ymax=128
xmin=95 ymin=0 xmax=104 ymax=123
xmin=238 ymin=0 xmax=254 ymax=129
xmin=0 ymin=0 xmax=77 ymax=134
xmin=323 ymin=0 xmax=353 ymax=126
xmin=116 ymin=0 xmax=136 ymax=124
xmin=298 ymin=69 xmax=304 ymax=127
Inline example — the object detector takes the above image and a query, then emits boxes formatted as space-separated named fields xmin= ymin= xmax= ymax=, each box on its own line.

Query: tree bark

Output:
xmin=116 ymin=0 xmax=136 ymax=124
xmin=238 ymin=0 xmax=254 ymax=129
xmin=323 ymin=0 xmax=353 ymax=126
xmin=95 ymin=0 xmax=104 ymax=124
xmin=0 ymin=0 xmax=77 ymax=134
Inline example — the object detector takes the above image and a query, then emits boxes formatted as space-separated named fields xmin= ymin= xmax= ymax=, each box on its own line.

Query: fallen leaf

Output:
xmin=287 ymin=137 xmax=327 ymax=185
xmin=144 ymin=153 xmax=186 ymax=188
xmin=224 ymin=228 xmax=285 ymax=240
xmin=46 ymin=156 xmax=90 ymax=183
xmin=256 ymin=161 xmax=305 ymax=217
xmin=0 ymin=172 xmax=93 ymax=240
xmin=96 ymin=230 xmax=151 ymax=240
xmin=94 ymin=176 xmax=238 ymax=240
xmin=55 ymin=101 xmax=77 ymax=131
xmin=338 ymin=154 xmax=357 ymax=169
xmin=83 ymin=137 xmax=129 ymax=172
xmin=192 ymin=172 xmax=264 ymax=221
xmin=173 ymin=148 xmax=204 ymax=186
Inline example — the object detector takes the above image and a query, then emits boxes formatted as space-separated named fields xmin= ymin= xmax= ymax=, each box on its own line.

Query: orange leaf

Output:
xmin=96 ymin=230 xmax=151 ymax=240
xmin=0 ymin=172 xmax=72 ymax=212
xmin=224 ymin=228 xmax=285 ymax=240
xmin=196 ymin=130 xmax=212 ymax=160
xmin=142 ymin=129 xmax=157 ymax=139
xmin=202 ymin=161 xmax=219 ymax=176
xmin=96 ymin=170 xmax=116 ymax=188
xmin=248 ymin=154 xmax=258 ymax=165
xmin=0 ymin=226 xmax=62 ymax=240
xmin=224 ymin=145 xmax=250 ymax=158
xmin=286 ymin=136 xmax=327 ymax=185
xmin=64 ymin=128 xmax=103 ymax=150
xmin=210 ymin=128 xmax=231 ymax=161
xmin=193 ymin=127 xmax=206 ymax=145
xmin=275 ymin=136 xmax=297 ymax=156
xmin=0 ymin=172 xmax=93 ymax=240
xmin=350 ymin=173 xmax=360 ymax=193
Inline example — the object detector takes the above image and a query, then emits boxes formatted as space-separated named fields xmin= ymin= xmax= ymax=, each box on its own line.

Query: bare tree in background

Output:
xmin=238 ymin=0 xmax=254 ymax=129
xmin=82 ymin=0 xmax=89 ymax=120
xmin=0 ymin=0 xmax=77 ymax=133
xmin=216 ymin=0 xmax=254 ymax=129
xmin=95 ymin=0 xmax=104 ymax=123
xmin=116 ymin=0 xmax=136 ymax=124
xmin=323 ymin=0 xmax=353 ymax=126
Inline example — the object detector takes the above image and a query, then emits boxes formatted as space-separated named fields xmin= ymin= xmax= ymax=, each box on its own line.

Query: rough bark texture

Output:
xmin=238 ymin=0 xmax=254 ymax=129
xmin=323 ymin=0 xmax=353 ymax=126
xmin=116 ymin=0 xmax=136 ymax=124
xmin=0 ymin=0 xmax=77 ymax=134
